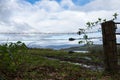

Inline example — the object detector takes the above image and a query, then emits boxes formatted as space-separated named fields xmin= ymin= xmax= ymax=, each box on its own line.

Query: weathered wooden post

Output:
xmin=101 ymin=20 xmax=118 ymax=73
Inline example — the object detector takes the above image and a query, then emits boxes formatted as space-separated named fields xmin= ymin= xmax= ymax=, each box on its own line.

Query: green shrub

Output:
xmin=0 ymin=41 xmax=27 ymax=79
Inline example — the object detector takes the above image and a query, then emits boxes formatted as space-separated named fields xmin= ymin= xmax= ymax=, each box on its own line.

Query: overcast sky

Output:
xmin=0 ymin=0 xmax=120 ymax=47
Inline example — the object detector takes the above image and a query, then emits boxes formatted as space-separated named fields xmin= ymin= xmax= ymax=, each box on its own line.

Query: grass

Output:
xmin=27 ymin=48 xmax=104 ymax=66
xmin=0 ymin=50 xmax=101 ymax=80
xmin=0 ymin=43 xmax=120 ymax=80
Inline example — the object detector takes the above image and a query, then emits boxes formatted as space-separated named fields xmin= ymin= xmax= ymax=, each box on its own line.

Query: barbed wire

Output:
xmin=0 ymin=31 xmax=101 ymax=35
xmin=76 ymin=37 xmax=102 ymax=40
xmin=0 ymin=31 xmax=102 ymax=42
xmin=0 ymin=32 xmax=75 ymax=34
xmin=0 ymin=37 xmax=102 ymax=41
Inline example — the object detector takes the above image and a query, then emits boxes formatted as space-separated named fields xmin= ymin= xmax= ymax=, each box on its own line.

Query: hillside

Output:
xmin=61 ymin=44 xmax=103 ymax=52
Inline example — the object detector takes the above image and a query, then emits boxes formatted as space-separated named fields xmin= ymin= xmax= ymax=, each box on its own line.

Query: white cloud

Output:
xmin=34 ymin=0 xmax=62 ymax=12
xmin=60 ymin=0 xmax=76 ymax=9
xmin=0 ymin=0 xmax=120 ymax=47
xmin=78 ymin=0 xmax=120 ymax=11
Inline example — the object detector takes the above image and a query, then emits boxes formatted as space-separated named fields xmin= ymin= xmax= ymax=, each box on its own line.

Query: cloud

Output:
xmin=35 ymin=0 xmax=62 ymax=12
xmin=60 ymin=0 xmax=75 ymax=9
xmin=0 ymin=0 xmax=119 ymax=32
xmin=0 ymin=0 xmax=13 ymax=23
xmin=0 ymin=0 xmax=120 ymax=47
xmin=77 ymin=0 xmax=120 ymax=11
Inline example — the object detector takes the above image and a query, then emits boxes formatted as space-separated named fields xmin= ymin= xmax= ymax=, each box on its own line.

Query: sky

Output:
xmin=0 ymin=0 xmax=120 ymax=47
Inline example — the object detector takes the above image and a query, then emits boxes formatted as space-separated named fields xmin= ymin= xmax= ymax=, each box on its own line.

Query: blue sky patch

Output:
xmin=25 ymin=0 xmax=91 ymax=5
xmin=72 ymin=0 xmax=92 ymax=6
xmin=25 ymin=0 xmax=62 ymax=4
xmin=25 ymin=0 xmax=40 ymax=4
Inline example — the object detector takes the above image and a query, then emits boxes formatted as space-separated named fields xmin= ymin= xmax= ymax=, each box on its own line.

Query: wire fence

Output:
xmin=0 ymin=37 xmax=102 ymax=41
xmin=0 ymin=22 xmax=119 ymax=42
xmin=0 ymin=31 xmax=102 ymax=41
xmin=0 ymin=31 xmax=101 ymax=34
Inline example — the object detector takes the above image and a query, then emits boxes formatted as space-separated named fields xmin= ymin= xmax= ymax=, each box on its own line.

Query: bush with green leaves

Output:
xmin=0 ymin=41 xmax=27 ymax=78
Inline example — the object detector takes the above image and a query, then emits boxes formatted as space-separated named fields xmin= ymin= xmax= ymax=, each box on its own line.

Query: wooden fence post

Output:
xmin=101 ymin=20 xmax=118 ymax=73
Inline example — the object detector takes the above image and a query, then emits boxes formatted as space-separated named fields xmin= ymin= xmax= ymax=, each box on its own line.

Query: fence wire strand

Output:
xmin=0 ymin=37 xmax=102 ymax=41
xmin=0 ymin=31 xmax=102 ymax=41
xmin=0 ymin=31 xmax=101 ymax=34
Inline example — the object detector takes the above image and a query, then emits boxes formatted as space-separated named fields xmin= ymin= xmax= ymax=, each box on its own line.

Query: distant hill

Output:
xmin=27 ymin=44 xmax=80 ymax=50
xmin=45 ymin=44 xmax=80 ymax=50
xmin=61 ymin=44 xmax=103 ymax=52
